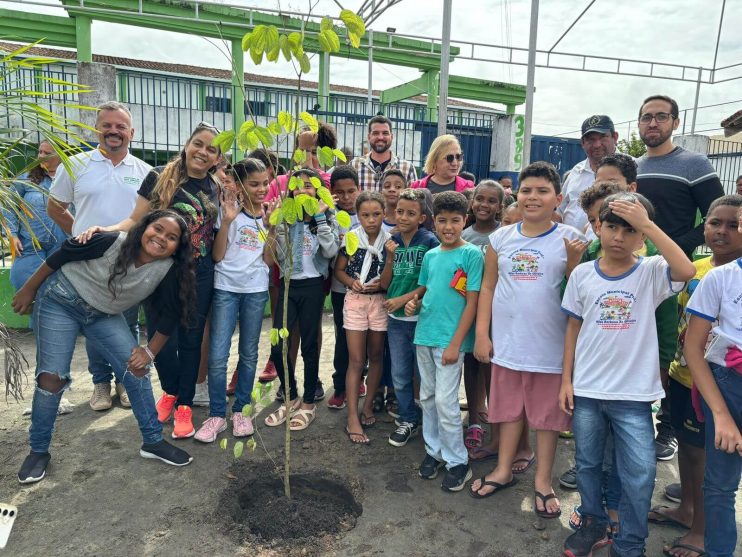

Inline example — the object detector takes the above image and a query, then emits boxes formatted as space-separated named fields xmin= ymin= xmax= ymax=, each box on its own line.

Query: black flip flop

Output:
xmin=469 ymin=476 xmax=518 ymax=499
xmin=663 ymin=537 xmax=707 ymax=557
xmin=649 ymin=505 xmax=691 ymax=529
xmin=345 ymin=426 xmax=370 ymax=445
xmin=534 ymin=491 xmax=561 ymax=519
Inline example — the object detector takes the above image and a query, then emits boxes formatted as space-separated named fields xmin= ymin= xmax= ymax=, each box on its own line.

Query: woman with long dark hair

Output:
xmin=12 ymin=210 xmax=196 ymax=483
xmin=77 ymin=122 xmax=222 ymax=438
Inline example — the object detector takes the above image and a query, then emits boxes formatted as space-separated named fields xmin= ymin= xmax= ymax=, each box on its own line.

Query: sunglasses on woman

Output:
xmin=444 ymin=153 xmax=464 ymax=164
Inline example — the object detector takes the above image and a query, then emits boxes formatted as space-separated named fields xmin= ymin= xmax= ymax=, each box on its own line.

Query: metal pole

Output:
xmin=367 ymin=29 xmax=374 ymax=115
xmin=691 ymin=68 xmax=701 ymax=134
xmin=522 ymin=0 xmax=539 ymax=166
xmin=437 ymin=0 xmax=452 ymax=136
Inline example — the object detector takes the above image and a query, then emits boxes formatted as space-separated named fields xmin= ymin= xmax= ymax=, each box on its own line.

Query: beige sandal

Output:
xmin=264 ymin=400 xmax=299 ymax=427
xmin=289 ymin=406 xmax=316 ymax=431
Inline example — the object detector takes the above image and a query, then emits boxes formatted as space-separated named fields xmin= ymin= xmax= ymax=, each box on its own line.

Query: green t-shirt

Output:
xmin=414 ymin=243 xmax=484 ymax=352
xmin=386 ymin=228 xmax=440 ymax=319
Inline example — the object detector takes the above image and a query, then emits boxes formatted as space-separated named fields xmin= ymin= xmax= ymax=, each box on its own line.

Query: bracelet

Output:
xmin=143 ymin=345 xmax=155 ymax=362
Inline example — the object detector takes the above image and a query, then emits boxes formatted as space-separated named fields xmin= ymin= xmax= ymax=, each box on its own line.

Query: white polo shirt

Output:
xmin=557 ymin=158 xmax=595 ymax=231
xmin=50 ymin=149 xmax=152 ymax=235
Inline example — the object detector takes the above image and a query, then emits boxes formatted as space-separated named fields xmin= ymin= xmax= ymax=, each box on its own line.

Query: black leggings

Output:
xmin=271 ymin=277 xmax=325 ymax=404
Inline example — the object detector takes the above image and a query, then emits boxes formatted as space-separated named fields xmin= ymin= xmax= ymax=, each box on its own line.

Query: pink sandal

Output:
xmin=465 ymin=424 xmax=484 ymax=449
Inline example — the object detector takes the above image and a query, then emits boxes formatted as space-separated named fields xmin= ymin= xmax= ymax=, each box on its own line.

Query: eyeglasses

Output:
xmin=638 ymin=112 xmax=674 ymax=124
xmin=444 ymin=153 xmax=464 ymax=164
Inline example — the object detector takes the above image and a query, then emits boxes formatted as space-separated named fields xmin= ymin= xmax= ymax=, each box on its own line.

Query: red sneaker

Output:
xmin=172 ymin=405 xmax=195 ymax=439
xmin=327 ymin=391 xmax=347 ymax=409
xmin=156 ymin=393 xmax=177 ymax=423
xmin=358 ymin=382 xmax=367 ymax=398
xmin=226 ymin=369 xmax=238 ymax=395
xmin=258 ymin=360 xmax=278 ymax=382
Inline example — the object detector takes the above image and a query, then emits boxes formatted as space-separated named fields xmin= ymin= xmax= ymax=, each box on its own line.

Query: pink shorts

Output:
xmin=488 ymin=364 xmax=572 ymax=431
xmin=343 ymin=291 xmax=388 ymax=332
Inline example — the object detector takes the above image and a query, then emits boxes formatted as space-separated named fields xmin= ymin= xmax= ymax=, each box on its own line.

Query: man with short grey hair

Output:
xmin=48 ymin=101 xmax=151 ymax=411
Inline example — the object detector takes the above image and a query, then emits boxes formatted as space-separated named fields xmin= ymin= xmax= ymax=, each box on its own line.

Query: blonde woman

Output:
xmin=77 ymin=122 xmax=222 ymax=438
xmin=411 ymin=134 xmax=474 ymax=194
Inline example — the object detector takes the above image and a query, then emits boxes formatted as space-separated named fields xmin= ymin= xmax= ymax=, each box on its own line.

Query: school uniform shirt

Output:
xmin=490 ymin=222 xmax=586 ymax=373
xmin=292 ymin=223 xmax=321 ymax=279
xmin=686 ymin=258 xmax=742 ymax=367
xmin=562 ymin=256 xmax=684 ymax=401
xmin=381 ymin=219 xmax=396 ymax=234
xmin=50 ymin=149 xmax=151 ymax=235
xmin=386 ymin=228 xmax=440 ymax=321
xmin=330 ymin=212 xmax=360 ymax=294
xmin=668 ymin=257 xmax=715 ymax=389
xmin=414 ymin=243 xmax=484 ymax=352
xmin=138 ymin=169 xmax=218 ymax=260
xmin=213 ymin=207 xmax=270 ymax=293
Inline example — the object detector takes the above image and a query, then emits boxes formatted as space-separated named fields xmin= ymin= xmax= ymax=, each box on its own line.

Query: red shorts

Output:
xmin=488 ymin=364 xmax=572 ymax=431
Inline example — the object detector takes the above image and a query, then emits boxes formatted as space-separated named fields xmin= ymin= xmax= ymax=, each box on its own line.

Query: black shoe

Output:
xmin=275 ymin=389 xmax=285 ymax=403
xmin=441 ymin=464 xmax=472 ymax=492
xmin=18 ymin=452 xmax=51 ymax=484
xmin=385 ymin=392 xmax=400 ymax=418
xmin=140 ymin=440 xmax=193 ymax=466
xmin=388 ymin=421 xmax=419 ymax=447
xmin=418 ymin=454 xmax=444 ymax=480
xmin=559 ymin=464 xmax=578 ymax=489
xmin=372 ymin=392 xmax=384 ymax=413
xmin=655 ymin=429 xmax=678 ymax=461
xmin=314 ymin=381 xmax=325 ymax=402
xmin=664 ymin=482 xmax=681 ymax=503
xmin=564 ymin=516 xmax=611 ymax=557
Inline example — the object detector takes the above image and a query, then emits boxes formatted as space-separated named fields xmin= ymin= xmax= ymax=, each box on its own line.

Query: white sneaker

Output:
xmin=89 ymin=383 xmax=112 ymax=411
xmin=192 ymin=381 xmax=210 ymax=407
xmin=115 ymin=382 xmax=131 ymax=408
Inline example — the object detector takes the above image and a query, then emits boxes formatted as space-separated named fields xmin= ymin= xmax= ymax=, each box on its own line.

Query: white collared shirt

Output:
xmin=557 ymin=158 xmax=595 ymax=231
xmin=50 ymin=149 xmax=152 ymax=235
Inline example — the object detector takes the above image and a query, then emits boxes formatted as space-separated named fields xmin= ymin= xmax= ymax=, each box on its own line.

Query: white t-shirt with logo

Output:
xmin=293 ymin=223 xmax=321 ymax=279
xmin=562 ymin=256 xmax=684 ymax=401
xmin=686 ymin=258 xmax=742 ymax=367
xmin=50 ymin=149 xmax=152 ymax=235
xmin=214 ymin=208 xmax=270 ymax=293
xmin=490 ymin=222 xmax=586 ymax=373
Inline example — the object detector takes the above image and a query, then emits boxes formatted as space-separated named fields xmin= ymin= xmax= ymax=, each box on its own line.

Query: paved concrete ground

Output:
xmin=0 ymin=316 xmax=740 ymax=556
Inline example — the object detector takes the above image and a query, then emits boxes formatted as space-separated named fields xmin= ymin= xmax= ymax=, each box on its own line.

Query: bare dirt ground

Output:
xmin=1 ymin=315 xmax=740 ymax=556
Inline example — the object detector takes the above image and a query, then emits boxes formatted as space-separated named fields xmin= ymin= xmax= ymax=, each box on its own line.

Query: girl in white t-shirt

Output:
xmin=194 ymin=158 xmax=277 ymax=442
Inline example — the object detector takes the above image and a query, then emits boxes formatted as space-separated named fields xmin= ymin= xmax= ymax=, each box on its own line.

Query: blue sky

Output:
xmin=5 ymin=0 xmax=741 ymax=137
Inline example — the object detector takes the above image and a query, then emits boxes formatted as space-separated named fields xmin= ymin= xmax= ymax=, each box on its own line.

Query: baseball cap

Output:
xmin=581 ymin=115 xmax=615 ymax=137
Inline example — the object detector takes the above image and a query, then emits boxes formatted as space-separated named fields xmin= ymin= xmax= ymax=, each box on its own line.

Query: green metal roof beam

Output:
xmin=59 ymin=0 xmax=458 ymax=70
xmin=379 ymin=73 xmax=430 ymax=105
xmin=448 ymin=75 xmax=527 ymax=105
xmin=0 ymin=9 xmax=77 ymax=49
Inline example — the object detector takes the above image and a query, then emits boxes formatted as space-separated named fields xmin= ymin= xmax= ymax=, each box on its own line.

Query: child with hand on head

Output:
xmin=334 ymin=192 xmax=390 ymax=443
xmin=379 ymin=189 xmax=439 ymax=447
xmin=194 ymin=158 xmax=277 ymax=443
xmin=681 ymin=201 xmax=742 ymax=557
xmin=461 ymin=180 xmax=504 ymax=454
xmin=15 ymin=210 xmax=196 ymax=483
xmin=327 ymin=166 xmax=361 ymax=409
xmin=649 ymin=195 xmax=742 ymax=557
xmin=264 ymin=169 xmax=339 ymax=431
xmin=381 ymin=169 xmax=406 ymax=233
xmin=560 ymin=193 xmax=694 ymax=557
xmin=405 ymin=191 xmax=484 ymax=492
xmin=471 ymin=162 xmax=586 ymax=520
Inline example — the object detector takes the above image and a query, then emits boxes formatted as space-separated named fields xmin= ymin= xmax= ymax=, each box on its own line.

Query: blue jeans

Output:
xmin=702 ymin=363 xmax=742 ymax=557
xmin=387 ymin=318 xmax=421 ymax=424
xmin=87 ymin=304 xmax=139 ymax=384
xmin=416 ymin=345 xmax=467 ymax=468
xmin=208 ymin=288 xmax=268 ymax=417
xmin=29 ymin=272 xmax=162 ymax=453
xmin=572 ymin=397 xmax=655 ymax=557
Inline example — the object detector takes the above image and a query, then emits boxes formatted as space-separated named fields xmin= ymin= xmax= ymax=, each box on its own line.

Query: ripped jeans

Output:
xmin=29 ymin=272 xmax=162 ymax=453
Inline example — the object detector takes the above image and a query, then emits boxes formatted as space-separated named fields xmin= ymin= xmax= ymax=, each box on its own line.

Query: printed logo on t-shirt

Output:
xmin=302 ymin=230 xmax=313 ymax=256
xmin=236 ymin=224 xmax=261 ymax=252
xmin=123 ymin=176 xmax=141 ymax=185
xmin=393 ymin=246 xmax=427 ymax=275
xmin=734 ymin=291 xmax=742 ymax=332
xmin=595 ymin=290 xmax=636 ymax=329
xmin=508 ymin=249 xmax=543 ymax=280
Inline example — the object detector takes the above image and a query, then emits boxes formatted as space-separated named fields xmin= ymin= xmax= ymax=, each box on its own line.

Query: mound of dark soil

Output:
xmin=221 ymin=468 xmax=362 ymax=543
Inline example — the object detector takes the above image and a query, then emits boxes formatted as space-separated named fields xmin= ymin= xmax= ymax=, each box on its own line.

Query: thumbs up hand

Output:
xmin=404 ymin=293 xmax=420 ymax=317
